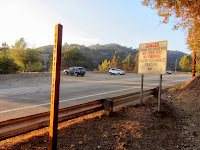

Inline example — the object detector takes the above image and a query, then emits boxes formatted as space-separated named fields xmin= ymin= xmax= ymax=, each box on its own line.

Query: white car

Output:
xmin=166 ymin=70 xmax=172 ymax=74
xmin=109 ymin=68 xmax=125 ymax=75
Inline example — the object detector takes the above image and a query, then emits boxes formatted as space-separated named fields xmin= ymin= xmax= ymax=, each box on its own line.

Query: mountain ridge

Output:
xmin=38 ymin=43 xmax=187 ymax=71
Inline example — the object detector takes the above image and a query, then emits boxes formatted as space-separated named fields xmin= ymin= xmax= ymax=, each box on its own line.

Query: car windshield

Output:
xmin=78 ymin=67 xmax=85 ymax=70
xmin=116 ymin=69 xmax=121 ymax=71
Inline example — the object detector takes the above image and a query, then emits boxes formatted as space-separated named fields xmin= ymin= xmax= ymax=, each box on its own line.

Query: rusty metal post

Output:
xmin=140 ymin=74 xmax=144 ymax=106
xmin=49 ymin=24 xmax=63 ymax=150
xmin=192 ymin=51 xmax=196 ymax=78
xmin=158 ymin=75 xmax=162 ymax=112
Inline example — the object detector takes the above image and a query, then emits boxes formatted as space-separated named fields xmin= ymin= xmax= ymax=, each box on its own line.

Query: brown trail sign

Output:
xmin=49 ymin=24 xmax=63 ymax=150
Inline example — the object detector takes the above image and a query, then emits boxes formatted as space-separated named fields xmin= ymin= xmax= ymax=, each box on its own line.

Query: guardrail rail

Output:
xmin=0 ymin=89 xmax=155 ymax=141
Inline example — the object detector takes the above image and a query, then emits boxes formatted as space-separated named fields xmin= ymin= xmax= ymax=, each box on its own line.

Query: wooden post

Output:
xmin=192 ymin=51 xmax=196 ymax=78
xmin=49 ymin=24 xmax=63 ymax=150
xmin=175 ymin=59 xmax=177 ymax=74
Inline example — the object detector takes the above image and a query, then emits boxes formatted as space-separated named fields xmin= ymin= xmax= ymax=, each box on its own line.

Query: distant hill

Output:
xmin=167 ymin=50 xmax=187 ymax=71
xmin=38 ymin=43 xmax=187 ymax=71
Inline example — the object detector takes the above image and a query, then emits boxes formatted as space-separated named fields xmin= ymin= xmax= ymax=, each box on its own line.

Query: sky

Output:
xmin=0 ymin=0 xmax=191 ymax=54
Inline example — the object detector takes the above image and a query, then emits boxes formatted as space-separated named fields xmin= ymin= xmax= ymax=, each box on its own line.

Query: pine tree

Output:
xmin=110 ymin=51 xmax=122 ymax=69
xmin=98 ymin=59 xmax=110 ymax=72
xmin=122 ymin=53 xmax=134 ymax=71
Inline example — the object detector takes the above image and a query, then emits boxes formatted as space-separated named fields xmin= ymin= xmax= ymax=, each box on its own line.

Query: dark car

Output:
xmin=63 ymin=67 xmax=85 ymax=76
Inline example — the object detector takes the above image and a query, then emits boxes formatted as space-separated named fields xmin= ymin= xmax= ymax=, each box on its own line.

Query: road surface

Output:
xmin=0 ymin=72 xmax=191 ymax=122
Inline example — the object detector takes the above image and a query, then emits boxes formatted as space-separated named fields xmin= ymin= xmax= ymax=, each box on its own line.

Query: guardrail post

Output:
xmin=103 ymin=98 xmax=113 ymax=116
xmin=152 ymin=87 xmax=159 ymax=98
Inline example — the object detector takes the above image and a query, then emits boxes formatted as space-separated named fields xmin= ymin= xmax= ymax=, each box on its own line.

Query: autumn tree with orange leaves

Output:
xmin=142 ymin=0 xmax=200 ymax=76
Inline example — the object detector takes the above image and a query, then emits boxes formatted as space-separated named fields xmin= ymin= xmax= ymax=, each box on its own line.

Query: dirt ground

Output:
xmin=0 ymin=73 xmax=199 ymax=150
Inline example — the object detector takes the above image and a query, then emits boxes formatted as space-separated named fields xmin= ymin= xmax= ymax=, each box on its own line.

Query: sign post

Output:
xmin=138 ymin=41 xmax=167 ymax=112
xmin=140 ymin=74 xmax=144 ymax=106
xmin=158 ymin=75 xmax=162 ymax=112
xmin=49 ymin=24 xmax=63 ymax=150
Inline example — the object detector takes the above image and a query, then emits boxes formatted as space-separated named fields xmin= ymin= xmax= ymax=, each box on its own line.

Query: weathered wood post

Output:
xmin=49 ymin=24 xmax=63 ymax=150
xmin=192 ymin=51 xmax=196 ymax=78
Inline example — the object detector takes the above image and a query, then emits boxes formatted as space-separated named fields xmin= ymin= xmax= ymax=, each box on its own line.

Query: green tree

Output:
xmin=109 ymin=51 xmax=122 ymax=69
xmin=9 ymin=38 xmax=42 ymax=72
xmin=133 ymin=53 xmax=139 ymax=73
xmin=98 ymin=59 xmax=110 ymax=72
xmin=0 ymin=51 xmax=19 ymax=74
xmin=26 ymin=49 xmax=42 ymax=72
xmin=179 ymin=55 xmax=193 ymax=72
xmin=61 ymin=48 xmax=86 ymax=69
xmin=122 ymin=53 xmax=134 ymax=71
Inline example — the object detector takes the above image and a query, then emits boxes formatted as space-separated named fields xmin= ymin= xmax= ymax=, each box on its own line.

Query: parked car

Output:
xmin=166 ymin=70 xmax=172 ymax=74
xmin=63 ymin=67 xmax=85 ymax=76
xmin=109 ymin=68 xmax=125 ymax=75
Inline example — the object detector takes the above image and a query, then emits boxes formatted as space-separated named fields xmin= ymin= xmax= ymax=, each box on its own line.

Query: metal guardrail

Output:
xmin=0 ymin=89 xmax=154 ymax=141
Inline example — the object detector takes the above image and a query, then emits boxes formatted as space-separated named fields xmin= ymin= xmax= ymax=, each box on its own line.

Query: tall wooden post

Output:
xmin=192 ymin=51 xmax=196 ymax=78
xmin=49 ymin=24 xmax=63 ymax=150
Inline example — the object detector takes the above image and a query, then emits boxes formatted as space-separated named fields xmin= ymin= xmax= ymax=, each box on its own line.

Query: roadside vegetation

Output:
xmin=0 ymin=38 xmax=42 ymax=74
xmin=142 ymin=0 xmax=200 ymax=74
xmin=1 ymin=39 xmax=194 ymax=74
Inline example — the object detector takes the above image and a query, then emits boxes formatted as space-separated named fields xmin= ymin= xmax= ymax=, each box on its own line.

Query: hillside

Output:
xmin=38 ymin=44 xmax=187 ymax=71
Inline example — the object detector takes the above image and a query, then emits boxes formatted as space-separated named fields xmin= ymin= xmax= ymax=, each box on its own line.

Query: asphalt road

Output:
xmin=0 ymin=72 xmax=191 ymax=122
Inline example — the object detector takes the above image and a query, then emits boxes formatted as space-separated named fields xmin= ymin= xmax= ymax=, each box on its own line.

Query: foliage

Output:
xmin=61 ymin=48 xmax=87 ymax=69
xmin=179 ymin=55 xmax=193 ymax=72
xmin=98 ymin=59 xmax=110 ymax=72
xmin=48 ymin=57 xmax=53 ymax=72
xmin=142 ymin=0 xmax=200 ymax=64
xmin=133 ymin=53 xmax=139 ymax=73
xmin=109 ymin=51 xmax=123 ymax=69
xmin=122 ymin=53 xmax=134 ymax=71
xmin=9 ymin=38 xmax=42 ymax=72
xmin=39 ymin=43 xmax=186 ymax=71
xmin=0 ymin=51 xmax=19 ymax=74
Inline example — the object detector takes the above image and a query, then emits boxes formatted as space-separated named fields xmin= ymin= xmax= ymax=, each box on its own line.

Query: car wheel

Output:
xmin=81 ymin=75 xmax=84 ymax=77
xmin=75 ymin=73 xmax=78 ymax=76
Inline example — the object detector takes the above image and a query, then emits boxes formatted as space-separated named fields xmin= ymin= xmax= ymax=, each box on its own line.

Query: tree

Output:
xmin=142 ymin=0 xmax=200 ymax=76
xmin=133 ymin=53 xmax=139 ymax=73
xmin=9 ymin=38 xmax=41 ymax=72
xmin=98 ymin=59 xmax=110 ymax=72
xmin=61 ymin=48 xmax=86 ymax=69
xmin=179 ymin=55 xmax=192 ymax=72
xmin=109 ymin=51 xmax=122 ymax=69
xmin=0 ymin=51 xmax=19 ymax=74
xmin=122 ymin=53 xmax=134 ymax=71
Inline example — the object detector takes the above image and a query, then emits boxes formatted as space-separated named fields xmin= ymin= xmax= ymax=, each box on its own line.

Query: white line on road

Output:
xmin=0 ymin=79 xmax=189 ymax=114
xmin=0 ymin=87 xmax=138 ymax=114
